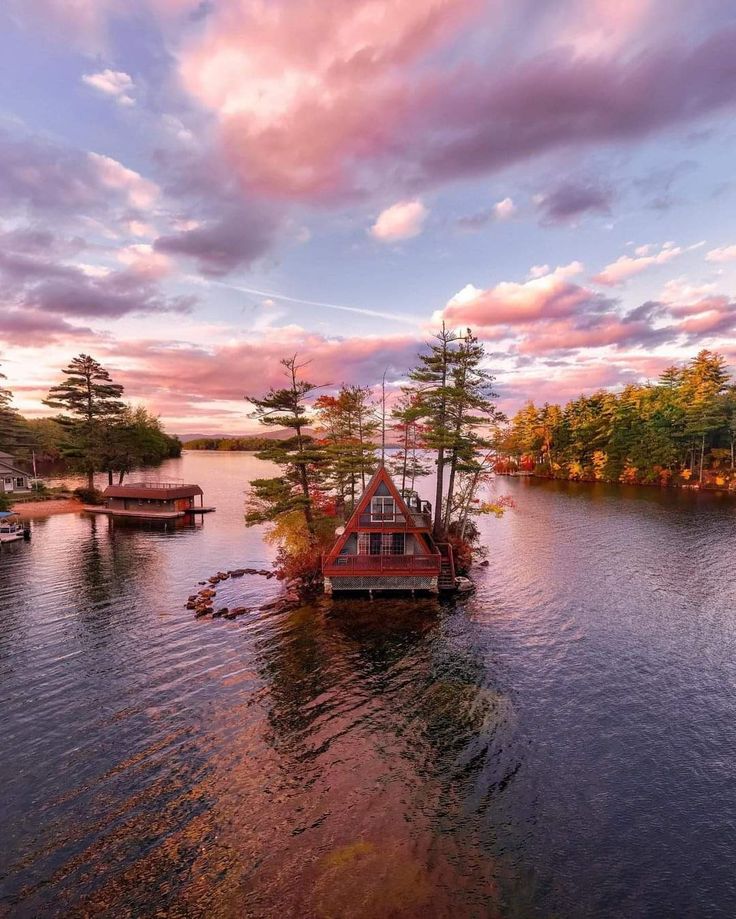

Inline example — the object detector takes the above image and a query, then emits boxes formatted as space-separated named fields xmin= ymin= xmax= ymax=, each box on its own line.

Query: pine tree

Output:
xmin=246 ymin=356 xmax=327 ymax=536
xmin=314 ymin=386 xmax=378 ymax=512
xmin=43 ymin=354 xmax=126 ymax=489
xmin=408 ymin=323 xmax=463 ymax=536
xmin=0 ymin=367 xmax=23 ymax=453
xmin=389 ymin=392 xmax=430 ymax=496
xmin=442 ymin=331 xmax=501 ymax=530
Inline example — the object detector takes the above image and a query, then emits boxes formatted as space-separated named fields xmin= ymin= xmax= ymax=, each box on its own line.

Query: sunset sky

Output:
xmin=2 ymin=0 xmax=736 ymax=434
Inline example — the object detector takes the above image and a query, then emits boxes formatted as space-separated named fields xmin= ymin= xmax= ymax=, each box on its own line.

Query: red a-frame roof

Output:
xmin=326 ymin=464 xmax=435 ymax=561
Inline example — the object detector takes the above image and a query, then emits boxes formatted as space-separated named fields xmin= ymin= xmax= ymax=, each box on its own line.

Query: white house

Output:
xmin=0 ymin=452 xmax=31 ymax=494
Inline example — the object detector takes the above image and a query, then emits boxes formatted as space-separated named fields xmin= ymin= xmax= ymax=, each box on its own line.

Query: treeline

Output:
xmin=498 ymin=349 xmax=736 ymax=487
xmin=184 ymin=436 xmax=277 ymax=451
xmin=245 ymin=330 xmax=511 ymax=578
xmin=1 ymin=356 xmax=181 ymax=488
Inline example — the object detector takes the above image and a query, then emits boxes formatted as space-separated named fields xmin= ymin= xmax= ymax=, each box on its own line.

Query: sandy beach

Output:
xmin=10 ymin=499 xmax=84 ymax=519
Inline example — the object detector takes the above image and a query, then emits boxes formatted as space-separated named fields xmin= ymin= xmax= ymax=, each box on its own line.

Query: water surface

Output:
xmin=2 ymin=456 xmax=736 ymax=917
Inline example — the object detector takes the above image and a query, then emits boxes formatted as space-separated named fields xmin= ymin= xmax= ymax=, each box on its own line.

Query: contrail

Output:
xmin=202 ymin=279 xmax=420 ymax=327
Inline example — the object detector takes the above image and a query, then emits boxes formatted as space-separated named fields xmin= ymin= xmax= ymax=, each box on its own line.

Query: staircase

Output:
xmin=437 ymin=543 xmax=456 ymax=592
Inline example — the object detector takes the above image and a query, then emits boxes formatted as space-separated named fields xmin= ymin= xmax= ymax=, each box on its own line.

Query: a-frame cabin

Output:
xmin=322 ymin=465 xmax=455 ymax=594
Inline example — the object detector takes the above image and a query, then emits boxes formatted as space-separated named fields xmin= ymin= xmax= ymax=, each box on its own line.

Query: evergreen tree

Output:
xmin=442 ymin=331 xmax=501 ymax=530
xmin=43 ymin=355 xmax=126 ymax=489
xmin=389 ymin=392 xmax=430 ymax=495
xmin=408 ymin=323 xmax=463 ymax=536
xmin=246 ymin=356 xmax=327 ymax=536
xmin=0 ymin=367 xmax=23 ymax=453
xmin=314 ymin=385 xmax=379 ymax=512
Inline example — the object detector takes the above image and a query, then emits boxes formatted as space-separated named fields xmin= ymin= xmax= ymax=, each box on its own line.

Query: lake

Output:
xmin=2 ymin=453 xmax=736 ymax=918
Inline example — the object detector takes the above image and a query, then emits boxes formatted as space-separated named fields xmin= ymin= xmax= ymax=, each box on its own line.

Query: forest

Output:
xmin=497 ymin=350 xmax=736 ymax=488
xmin=1 ymin=356 xmax=181 ymax=492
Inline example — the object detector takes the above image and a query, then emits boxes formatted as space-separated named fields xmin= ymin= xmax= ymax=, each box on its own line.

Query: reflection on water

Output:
xmin=2 ymin=456 xmax=736 ymax=917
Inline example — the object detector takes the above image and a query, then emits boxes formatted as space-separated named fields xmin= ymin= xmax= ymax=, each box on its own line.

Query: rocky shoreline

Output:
xmin=186 ymin=567 xmax=322 ymax=621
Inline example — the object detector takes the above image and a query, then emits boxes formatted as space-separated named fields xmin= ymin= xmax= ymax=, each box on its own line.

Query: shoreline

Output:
xmin=10 ymin=499 xmax=84 ymax=518
xmin=497 ymin=471 xmax=736 ymax=494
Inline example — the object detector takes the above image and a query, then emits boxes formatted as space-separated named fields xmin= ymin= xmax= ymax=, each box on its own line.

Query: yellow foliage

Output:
xmin=620 ymin=465 xmax=638 ymax=483
xmin=592 ymin=450 xmax=607 ymax=480
xmin=681 ymin=468 xmax=692 ymax=480
xmin=567 ymin=461 xmax=583 ymax=480
xmin=264 ymin=510 xmax=313 ymax=555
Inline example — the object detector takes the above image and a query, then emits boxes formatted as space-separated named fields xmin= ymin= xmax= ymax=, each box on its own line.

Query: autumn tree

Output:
xmin=44 ymin=354 xmax=126 ymax=489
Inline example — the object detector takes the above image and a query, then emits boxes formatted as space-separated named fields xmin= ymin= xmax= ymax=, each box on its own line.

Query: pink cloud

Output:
xmin=176 ymin=0 xmax=482 ymax=197
xmin=440 ymin=262 xmax=599 ymax=329
xmin=592 ymin=243 xmax=682 ymax=285
xmin=370 ymin=200 xmax=428 ymax=241
xmin=706 ymin=245 xmax=736 ymax=264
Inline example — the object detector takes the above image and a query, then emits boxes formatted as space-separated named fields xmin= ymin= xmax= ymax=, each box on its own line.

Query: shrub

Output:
xmin=73 ymin=486 xmax=105 ymax=505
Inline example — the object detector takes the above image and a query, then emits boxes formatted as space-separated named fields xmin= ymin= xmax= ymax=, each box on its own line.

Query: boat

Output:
xmin=0 ymin=512 xmax=30 ymax=544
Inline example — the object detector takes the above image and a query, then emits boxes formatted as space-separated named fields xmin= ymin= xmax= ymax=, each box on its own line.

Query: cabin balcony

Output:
xmin=323 ymin=554 xmax=441 ymax=577
xmin=355 ymin=511 xmax=432 ymax=529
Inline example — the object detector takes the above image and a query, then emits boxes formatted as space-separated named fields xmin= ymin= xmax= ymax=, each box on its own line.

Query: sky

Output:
xmin=2 ymin=0 xmax=736 ymax=435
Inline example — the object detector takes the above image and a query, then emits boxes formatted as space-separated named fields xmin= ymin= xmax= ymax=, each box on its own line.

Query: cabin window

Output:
xmin=16 ymin=478 xmax=24 ymax=488
xmin=4 ymin=477 xmax=11 ymax=485
xmin=358 ymin=532 xmax=405 ymax=555
xmin=370 ymin=496 xmax=395 ymax=522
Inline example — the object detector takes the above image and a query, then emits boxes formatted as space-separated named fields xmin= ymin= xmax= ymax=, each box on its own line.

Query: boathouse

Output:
xmin=322 ymin=465 xmax=455 ymax=594
xmin=100 ymin=482 xmax=205 ymax=518
xmin=0 ymin=452 xmax=31 ymax=495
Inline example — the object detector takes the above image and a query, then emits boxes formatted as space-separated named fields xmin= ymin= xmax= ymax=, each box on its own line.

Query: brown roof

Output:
xmin=104 ymin=483 xmax=203 ymax=500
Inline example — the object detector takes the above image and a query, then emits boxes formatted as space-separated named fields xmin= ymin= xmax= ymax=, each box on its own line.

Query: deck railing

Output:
xmin=125 ymin=481 xmax=194 ymax=489
xmin=323 ymin=554 xmax=441 ymax=575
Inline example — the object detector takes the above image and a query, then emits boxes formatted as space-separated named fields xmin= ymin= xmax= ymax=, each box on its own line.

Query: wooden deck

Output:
xmin=84 ymin=505 xmax=216 ymax=519
xmin=323 ymin=554 xmax=441 ymax=577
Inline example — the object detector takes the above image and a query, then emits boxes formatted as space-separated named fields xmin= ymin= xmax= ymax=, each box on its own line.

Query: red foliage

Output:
xmin=273 ymin=544 xmax=323 ymax=583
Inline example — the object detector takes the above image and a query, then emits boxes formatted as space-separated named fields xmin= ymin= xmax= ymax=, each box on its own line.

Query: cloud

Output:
xmin=706 ymin=245 xmax=736 ymax=264
xmin=535 ymin=180 xmax=612 ymax=224
xmin=105 ymin=330 xmax=422 ymax=414
xmin=0 ymin=308 xmax=96 ymax=346
xmin=440 ymin=262 xmax=596 ymax=329
xmin=0 ymin=247 xmax=192 ymax=319
xmin=170 ymin=6 xmax=736 ymax=202
xmin=116 ymin=244 xmax=172 ymax=278
xmin=370 ymin=200 xmax=428 ymax=242
xmin=88 ymin=153 xmax=158 ymax=209
xmin=82 ymin=69 xmax=136 ymax=106
xmin=592 ymin=243 xmax=682 ymax=286
xmin=154 ymin=206 xmax=280 ymax=275
xmin=7 ymin=0 xmax=122 ymax=52
xmin=492 ymin=197 xmax=516 ymax=220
